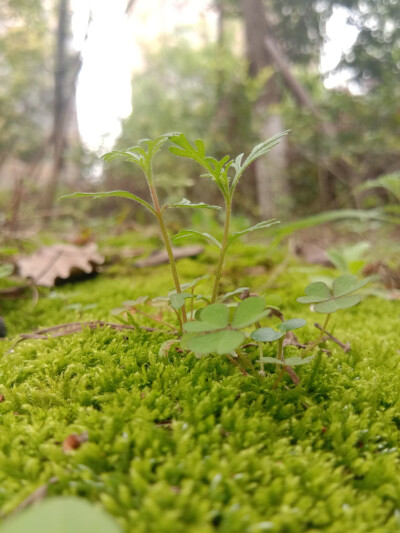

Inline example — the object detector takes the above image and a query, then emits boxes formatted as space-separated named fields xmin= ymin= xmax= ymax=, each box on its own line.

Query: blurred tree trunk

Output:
xmin=240 ymin=0 xmax=289 ymax=219
xmin=44 ymin=0 xmax=81 ymax=209
xmin=44 ymin=0 xmax=69 ymax=208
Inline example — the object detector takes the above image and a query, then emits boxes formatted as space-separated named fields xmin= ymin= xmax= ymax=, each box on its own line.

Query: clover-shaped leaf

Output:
xmin=258 ymin=355 xmax=314 ymax=366
xmin=251 ymin=318 xmax=306 ymax=342
xmin=297 ymin=275 xmax=371 ymax=314
xmin=181 ymin=297 xmax=268 ymax=355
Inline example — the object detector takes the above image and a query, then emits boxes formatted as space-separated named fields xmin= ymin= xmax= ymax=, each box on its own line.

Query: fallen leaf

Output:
xmin=17 ymin=243 xmax=104 ymax=287
xmin=0 ymin=393 xmax=5 ymax=402
xmin=62 ymin=431 xmax=89 ymax=453
xmin=294 ymin=243 xmax=332 ymax=266
xmin=135 ymin=245 xmax=203 ymax=267
xmin=363 ymin=261 xmax=400 ymax=289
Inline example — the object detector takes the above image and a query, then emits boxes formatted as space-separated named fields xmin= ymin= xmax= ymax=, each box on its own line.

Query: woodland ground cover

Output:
xmin=0 ymin=226 xmax=399 ymax=533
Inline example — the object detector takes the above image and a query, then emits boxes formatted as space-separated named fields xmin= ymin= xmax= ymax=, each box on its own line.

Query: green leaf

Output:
xmin=259 ymin=355 xmax=314 ymax=366
xmin=180 ymin=275 xmax=209 ymax=291
xmin=0 ymin=496 xmax=122 ymax=533
xmin=284 ymin=356 xmax=315 ymax=366
xmin=172 ymin=230 xmax=221 ymax=249
xmin=250 ymin=328 xmax=284 ymax=342
xmin=231 ymin=297 xmax=269 ymax=328
xmin=59 ymin=191 xmax=156 ymax=215
xmin=165 ymin=198 xmax=222 ymax=210
xmin=218 ymin=287 xmax=250 ymax=302
xmin=258 ymin=356 xmax=286 ymax=365
xmin=183 ymin=321 xmax=223 ymax=333
xmin=277 ymin=318 xmax=306 ymax=332
xmin=199 ymin=303 xmax=229 ymax=328
xmin=169 ymin=292 xmax=191 ymax=310
xmin=332 ymin=274 xmax=371 ymax=297
xmin=228 ymin=219 xmax=280 ymax=245
xmin=183 ymin=329 xmax=245 ymax=355
xmin=314 ymin=295 xmax=361 ymax=313
xmin=305 ymin=281 xmax=331 ymax=300
xmin=0 ymin=264 xmax=13 ymax=279
xmin=231 ymin=132 xmax=289 ymax=189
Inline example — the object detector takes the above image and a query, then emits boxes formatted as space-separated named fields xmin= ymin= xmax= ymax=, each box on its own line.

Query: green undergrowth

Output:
xmin=0 ymin=233 xmax=400 ymax=532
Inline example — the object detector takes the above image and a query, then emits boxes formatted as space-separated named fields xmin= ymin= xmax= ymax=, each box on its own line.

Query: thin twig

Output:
xmin=314 ymin=322 xmax=351 ymax=352
xmin=6 ymin=321 xmax=167 ymax=353
xmin=225 ymin=353 xmax=249 ymax=376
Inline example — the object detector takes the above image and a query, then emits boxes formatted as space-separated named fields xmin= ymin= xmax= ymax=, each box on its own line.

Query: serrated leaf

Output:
xmin=218 ymin=287 xmax=250 ymax=302
xmin=314 ymin=294 xmax=361 ymax=313
xmin=180 ymin=275 xmax=209 ymax=291
xmin=59 ymin=190 xmax=156 ymax=215
xmin=199 ymin=303 xmax=229 ymax=328
xmin=332 ymin=274 xmax=371 ymax=297
xmin=277 ymin=318 xmax=306 ymax=332
xmin=231 ymin=297 xmax=269 ymax=328
xmin=231 ymin=132 xmax=289 ymax=189
xmin=228 ymin=219 xmax=280 ymax=244
xmin=172 ymin=230 xmax=221 ymax=249
xmin=169 ymin=292 xmax=191 ymax=310
xmin=183 ymin=329 xmax=245 ymax=355
xmin=250 ymin=327 xmax=283 ymax=342
xmin=165 ymin=198 xmax=222 ymax=210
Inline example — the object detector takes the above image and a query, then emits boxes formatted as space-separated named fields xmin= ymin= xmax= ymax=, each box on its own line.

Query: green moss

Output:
xmin=0 ymin=233 xmax=399 ymax=532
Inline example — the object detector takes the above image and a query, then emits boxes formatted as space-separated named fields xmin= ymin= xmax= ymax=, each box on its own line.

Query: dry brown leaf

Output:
xmin=17 ymin=243 xmax=104 ymax=287
xmin=135 ymin=245 xmax=203 ymax=267
xmin=0 ymin=393 xmax=5 ymax=402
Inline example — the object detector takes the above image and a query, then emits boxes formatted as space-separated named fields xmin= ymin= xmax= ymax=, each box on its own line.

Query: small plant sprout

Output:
xmin=250 ymin=319 xmax=309 ymax=383
xmin=61 ymin=132 xmax=286 ymax=324
xmin=169 ymin=132 xmax=285 ymax=302
xmin=297 ymin=274 xmax=371 ymax=355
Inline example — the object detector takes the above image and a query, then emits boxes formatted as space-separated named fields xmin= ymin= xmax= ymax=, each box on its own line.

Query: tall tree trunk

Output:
xmin=240 ymin=0 xmax=289 ymax=219
xmin=44 ymin=0 xmax=70 ymax=208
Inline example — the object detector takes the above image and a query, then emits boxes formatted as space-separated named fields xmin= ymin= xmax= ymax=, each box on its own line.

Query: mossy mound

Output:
xmin=0 ymin=233 xmax=399 ymax=532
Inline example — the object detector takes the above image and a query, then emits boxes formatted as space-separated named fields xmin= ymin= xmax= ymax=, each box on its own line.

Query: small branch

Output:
xmin=314 ymin=322 xmax=351 ymax=352
xmin=225 ymin=353 xmax=249 ymax=376
xmin=7 ymin=321 xmax=167 ymax=353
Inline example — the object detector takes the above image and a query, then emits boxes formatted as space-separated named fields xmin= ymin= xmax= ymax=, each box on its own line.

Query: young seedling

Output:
xmin=250 ymin=319 xmax=310 ymax=384
xmin=297 ymin=274 xmax=371 ymax=355
xmin=61 ymin=132 xmax=286 ymax=324
xmin=169 ymin=132 xmax=286 ymax=302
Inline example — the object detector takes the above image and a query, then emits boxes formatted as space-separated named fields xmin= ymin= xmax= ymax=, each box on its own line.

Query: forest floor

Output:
xmin=0 ymin=221 xmax=399 ymax=533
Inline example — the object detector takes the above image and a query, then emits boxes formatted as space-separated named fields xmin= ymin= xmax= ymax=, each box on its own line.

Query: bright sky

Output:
xmin=71 ymin=0 xmax=358 ymax=152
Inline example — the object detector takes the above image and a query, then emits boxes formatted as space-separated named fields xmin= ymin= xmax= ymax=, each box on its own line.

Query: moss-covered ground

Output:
xmin=0 ymin=228 xmax=399 ymax=532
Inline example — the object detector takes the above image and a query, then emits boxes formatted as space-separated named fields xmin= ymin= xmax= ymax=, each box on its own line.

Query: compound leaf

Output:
xmin=183 ymin=329 xmax=245 ymax=355
xmin=59 ymin=191 xmax=156 ymax=216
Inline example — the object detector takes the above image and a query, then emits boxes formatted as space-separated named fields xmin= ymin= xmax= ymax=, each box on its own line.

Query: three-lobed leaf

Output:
xmin=297 ymin=275 xmax=371 ymax=314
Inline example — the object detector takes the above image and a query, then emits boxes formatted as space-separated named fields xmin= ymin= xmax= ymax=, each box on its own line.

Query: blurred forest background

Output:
xmin=0 ymin=0 xmax=399 ymax=231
